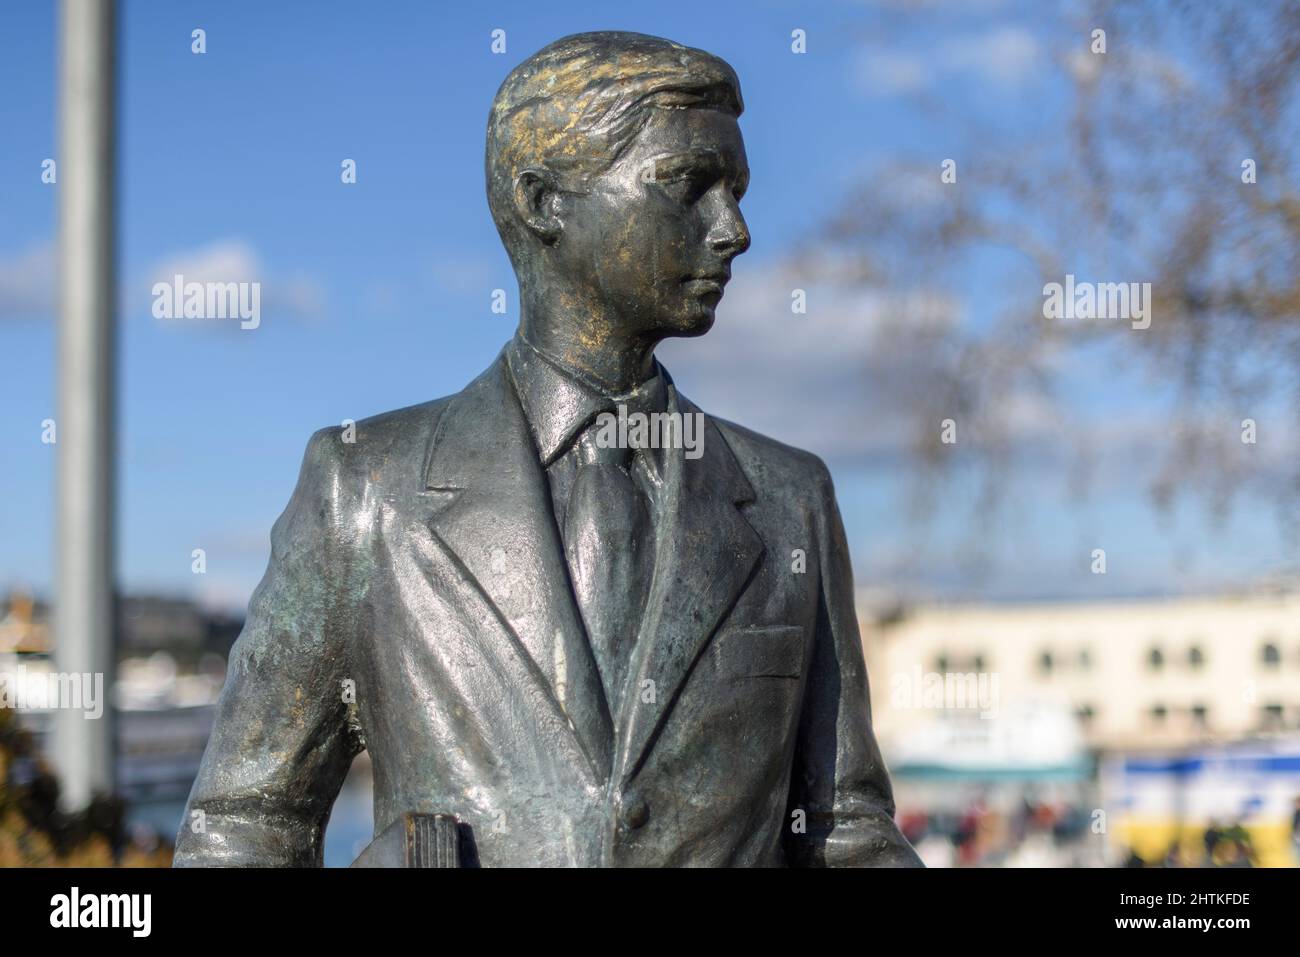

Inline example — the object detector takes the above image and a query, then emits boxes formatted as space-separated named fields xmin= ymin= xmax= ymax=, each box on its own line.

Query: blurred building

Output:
xmin=861 ymin=583 xmax=1300 ymax=752
xmin=0 ymin=589 xmax=51 ymax=654
xmin=1 ymin=588 xmax=241 ymax=804
xmin=118 ymin=595 xmax=244 ymax=666
xmin=860 ymin=583 xmax=1300 ymax=866
xmin=1 ymin=589 xmax=242 ymax=665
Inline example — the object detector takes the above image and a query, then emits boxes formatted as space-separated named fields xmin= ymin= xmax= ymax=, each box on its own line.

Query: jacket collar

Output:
xmin=506 ymin=335 xmax=669 ymax=467
xmin=422 ymin=349 xmax=762 ymax=788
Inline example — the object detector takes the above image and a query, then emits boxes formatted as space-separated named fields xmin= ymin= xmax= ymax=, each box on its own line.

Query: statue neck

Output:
xmin=518 ymin=309 xmax=659 ymax=396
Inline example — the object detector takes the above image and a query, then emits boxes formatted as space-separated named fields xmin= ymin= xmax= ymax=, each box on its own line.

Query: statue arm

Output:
xmin=785 ymin=461 xmax=923 ymax=868
xmin=173 ymin=428 xmax=363 ymax=867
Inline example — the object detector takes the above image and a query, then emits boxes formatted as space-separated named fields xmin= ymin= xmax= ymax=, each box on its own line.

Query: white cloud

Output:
xmin=430 ymin=253 xmax=496 ymax=296
xmin=145 ymin=240 xmax=325 ymax=321
xmin=942 ymin=26 xmax=1039 ymax=87
xmin=0 ymin=241 xmax=55 ymax=320
xmin=151 ymin=240 xmax=259 ymax=289
xmin=854 ymin=25 xmax=1041 ymax=97
xmin=854 ymin=52 xmax=931 ymax=96
xmin=1065 ymin=45 xmax=1191 ymax=92
xmin=657 ymin=256 xmax=970 ymax=463
xmin=0 ymin=240 xmax=324 ymax=325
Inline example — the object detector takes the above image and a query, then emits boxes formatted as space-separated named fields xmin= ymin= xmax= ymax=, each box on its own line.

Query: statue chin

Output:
xmin=661 ymin=305 xmax=718 ymax=339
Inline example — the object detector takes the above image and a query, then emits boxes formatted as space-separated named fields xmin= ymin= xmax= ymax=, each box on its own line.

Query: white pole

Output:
xmin=54 ymin=0 xmax=117 ymax=811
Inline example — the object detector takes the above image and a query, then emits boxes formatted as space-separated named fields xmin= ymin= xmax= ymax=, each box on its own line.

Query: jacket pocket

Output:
xmin=712 ymin=625 xmax=805 ymax=679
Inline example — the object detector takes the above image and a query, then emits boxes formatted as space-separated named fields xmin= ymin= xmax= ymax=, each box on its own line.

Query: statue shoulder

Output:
xmin=298 ymin=394 xmax=458 ymax=491
xmin=708 ymin=414 xmax=833 ymax=489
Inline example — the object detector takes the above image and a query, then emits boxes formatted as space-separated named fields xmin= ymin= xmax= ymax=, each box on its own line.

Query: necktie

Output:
xmin=562 ymin=422 xmax=654 ymax=717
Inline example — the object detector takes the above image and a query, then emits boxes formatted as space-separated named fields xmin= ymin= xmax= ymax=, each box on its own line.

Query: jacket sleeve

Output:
xmin=173 ymin=428 xmax=364 ymax=867
xmin=785 ymin=461 xmax=923 ymax=867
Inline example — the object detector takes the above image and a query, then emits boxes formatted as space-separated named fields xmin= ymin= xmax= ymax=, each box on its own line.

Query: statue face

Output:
xmin=552 ymin=107 xmax=751 ymax=341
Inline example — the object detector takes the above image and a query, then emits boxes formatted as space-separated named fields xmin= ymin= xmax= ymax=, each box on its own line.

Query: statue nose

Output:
xmin=708 ymin=215 xmax=750 ymax=257
xmin=704 ymin=185 xmax=750 ymax=256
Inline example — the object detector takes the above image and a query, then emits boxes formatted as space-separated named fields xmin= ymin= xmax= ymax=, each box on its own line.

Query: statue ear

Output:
xmin=513 ymin=168 xmax=563 ymax=244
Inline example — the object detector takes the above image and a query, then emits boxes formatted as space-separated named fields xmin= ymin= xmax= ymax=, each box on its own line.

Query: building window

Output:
xmin=934 ymin=653 xmax=949 ymax=673
xmin=1261 ymin=704 xmax=1285 ymax=730
xmin=1076 ymin=704 xmax=1096 ymax=728
xmin=1190 ymin=704 xmax=1209 ymax=729
xmin=1148 ymin=647 xmax=1164 ymax=670
xmin=1079 ymin=648 xmax=1093 ymax=670
xmin=1149 ymin=704 xmax=1167 ymax=724
xmin=1188 ymin=646 xmax=1205 ymax=670
xmin=1038 ymin=650 xmax=1054 ymax=675
xmin=1261 ymin=643 xmax=1281 ymax=669
xmin=973 ymin=654 xmax=986 ymax=672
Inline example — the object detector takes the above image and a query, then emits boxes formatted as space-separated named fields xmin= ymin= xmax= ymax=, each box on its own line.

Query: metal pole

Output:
xmin=54 ymin=0 xmax=117 ymax=811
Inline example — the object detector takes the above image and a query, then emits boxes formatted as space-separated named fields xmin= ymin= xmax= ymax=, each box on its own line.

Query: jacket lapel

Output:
xmin=422 ymin=352 xmax=613 ymax=784
xmin=616 ymin=387 xmax=765 ymax=785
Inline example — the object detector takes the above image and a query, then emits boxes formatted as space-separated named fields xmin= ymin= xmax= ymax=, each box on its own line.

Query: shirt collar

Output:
xmin=507 ymin=334 xmax=668 ymax=467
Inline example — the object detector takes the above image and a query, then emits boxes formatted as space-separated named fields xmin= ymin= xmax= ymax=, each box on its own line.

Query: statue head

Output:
xmin=486 ymin=32 xmax=750 ymax=363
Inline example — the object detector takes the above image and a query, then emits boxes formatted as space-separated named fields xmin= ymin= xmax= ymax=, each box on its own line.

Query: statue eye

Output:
xmin=651 ymin=155 xmax=735 ymax=205
xmin=654 ymin=165 xmax=713 ymax=204
xmin=673 ymin=172 xmax=711 ymax=202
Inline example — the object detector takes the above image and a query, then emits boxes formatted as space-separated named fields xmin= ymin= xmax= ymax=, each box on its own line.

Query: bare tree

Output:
xmin=824 ymin=0 xmax=1298 ymax=542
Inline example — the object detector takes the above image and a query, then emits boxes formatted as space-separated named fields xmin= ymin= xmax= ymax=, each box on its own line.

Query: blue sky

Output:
xmin=1 ymin=0 xmax=1292 ymax=611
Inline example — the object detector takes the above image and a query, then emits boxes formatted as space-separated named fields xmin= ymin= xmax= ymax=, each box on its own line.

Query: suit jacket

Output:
xmin=173 ymin=349 xmax=921 ymax=867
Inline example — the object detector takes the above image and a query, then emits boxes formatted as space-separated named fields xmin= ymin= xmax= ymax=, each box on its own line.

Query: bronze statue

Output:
xmin=173 ymin=31 xmax=921 ymax=867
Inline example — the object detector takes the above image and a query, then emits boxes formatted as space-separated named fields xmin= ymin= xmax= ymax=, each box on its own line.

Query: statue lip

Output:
xmin=684 ymin=270 xmax=730 ymax=286
xmin=684 ymin=277 xmax=727 ymax=298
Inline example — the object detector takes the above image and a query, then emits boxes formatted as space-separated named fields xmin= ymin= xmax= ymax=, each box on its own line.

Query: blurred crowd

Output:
xmin=1122 ymin=820 xmax=1261 ymax=868
xmin=899 ymin=795 xmax=1100 ymax=867
xmin=896 ymin=794 xmax=1293 ymax=868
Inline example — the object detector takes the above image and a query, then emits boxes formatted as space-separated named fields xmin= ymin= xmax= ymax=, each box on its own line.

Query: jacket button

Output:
xmin=622 ymin=798 xmax=650 ymax=830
